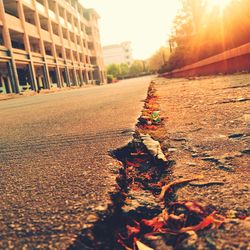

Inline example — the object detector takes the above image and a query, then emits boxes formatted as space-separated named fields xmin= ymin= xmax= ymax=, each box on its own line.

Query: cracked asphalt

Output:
xmin=0 ymin=77 xmax=151 ymax=249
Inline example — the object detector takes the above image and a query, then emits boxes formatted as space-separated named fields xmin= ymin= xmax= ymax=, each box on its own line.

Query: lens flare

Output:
xmin=209 ymin=0 xmax=231 ymax=11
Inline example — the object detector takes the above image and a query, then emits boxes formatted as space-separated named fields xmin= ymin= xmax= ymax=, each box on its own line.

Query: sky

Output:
xmin=81 ymin=0 xmax=181 ymax=60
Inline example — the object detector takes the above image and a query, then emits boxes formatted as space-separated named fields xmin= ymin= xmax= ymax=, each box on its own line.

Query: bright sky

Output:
xmin=81 ymin=0 xmax=181 ymax=60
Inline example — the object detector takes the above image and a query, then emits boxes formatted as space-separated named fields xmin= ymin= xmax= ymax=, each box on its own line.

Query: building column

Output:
xmin=79 ymin=69 xmax=84 ymax=86
xmin=54 ymin=1 xmax=70 ymax=87
xmin=0 ymin=0 xmax=20 ymax=93
xmin=7 ymin=60 xmax=19 ymax=93
xmin=89 ymin=70 xmax=94 ymax=84
xmin=83 ymin=69 xmax=89 ymax=84
xmin=32 ymin=0 xmax=51 ymax=90
xmin=44 ymin=0 xmax=62 ymax=88
xmin=17 ymin=0 xmax=38 ymax=92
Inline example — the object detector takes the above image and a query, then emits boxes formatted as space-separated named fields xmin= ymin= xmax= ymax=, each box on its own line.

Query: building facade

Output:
xmin=0 ymin=0 xmax=106 ymax=94
xmin=103 ymin=41 xmax=133 ymax=66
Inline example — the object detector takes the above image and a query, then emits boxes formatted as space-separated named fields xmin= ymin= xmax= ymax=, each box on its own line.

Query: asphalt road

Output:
xmin=0 ymin=76 xmax=151 ymax=249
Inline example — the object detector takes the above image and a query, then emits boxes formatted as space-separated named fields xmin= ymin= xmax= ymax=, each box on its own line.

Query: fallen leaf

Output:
xmin=180 ymin=211 xmax=216 ymax=232
xmin=126 ymin=160 xmax=140 ymax=168
xmin=141 ymin=216 xmax=165 ymax=232
xmin=127 ymin=224 xmax=140 ymax=237
xmin=159 ymin=176 xmax=204 ymax=201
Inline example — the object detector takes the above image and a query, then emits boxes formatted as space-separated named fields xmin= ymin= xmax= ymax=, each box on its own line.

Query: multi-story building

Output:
xmin=103 ymin=41 xmax=133 ymax=66
xmin=0 ymin=0 xmax=106 ymax=94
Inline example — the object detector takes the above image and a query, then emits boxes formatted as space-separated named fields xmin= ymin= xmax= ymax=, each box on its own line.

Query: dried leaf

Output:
xmin=127 ymin=224 xmax=140 ymax=237
xmin=184 ymin=201 xmax=204 ymax=215
xmin=180 ymin=211 xmax=216 ymax=232
xmin=159 ymin=176 xmax=204 ymax=201
xmin=126 ymin=160 xmax=140 ymax=168
xmin=141 ymin=216 xmax=165 ymax=232
xmin=162 ymin=208 xmax=169 ymax=222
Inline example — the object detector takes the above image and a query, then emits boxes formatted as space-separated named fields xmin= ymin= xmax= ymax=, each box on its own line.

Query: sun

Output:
xmin=208 ymin=0 xmax=231 ymax=11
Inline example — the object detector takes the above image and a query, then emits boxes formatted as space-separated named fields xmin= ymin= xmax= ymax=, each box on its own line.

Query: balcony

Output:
xmin=5 ymin=13 xmax=23 ymax=33
xmin=62 ymin=38 xmax=70 ymax=49
xmin=53 ymin=34 xmax=61 ymax=46
xmin=35 ymin=1 xmax=47 ymax=17
xmin=13 ymin=48 xmax=29 ymax=61
xmin=48 ymin=9 xmax=57 ymax=22
xmin=25 ymin=22 xmax=39 ymax=38
xmin=32 ymin=52 xmax=44 ymax=63
xmin=57 ymin=58 xmax=65 ymax=66
xmin=67 ymin=22 xmax=73 ymax=32
xmin=22 ymin=0 xmax=34 ymax=8
xmin=0 ymin=46 xmax=10 ymax=59
xmin=59 ymin=16 xmax=66 ymax=27
xmin=77 ymin=45 xmax=82 ymax=52
xmin=46 ymin=55 xmax=56 ymax=64
xmin=40 ymin=29 xmax=52 ymax=42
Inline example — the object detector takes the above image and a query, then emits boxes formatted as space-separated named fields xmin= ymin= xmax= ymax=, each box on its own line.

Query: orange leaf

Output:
xmin=180 ymin=211 xmax=216 ymax=232
xmin=141 ymin=216 xmax=165 ymax=232
xmin=126 ymin=224 xmax=140 ymax=237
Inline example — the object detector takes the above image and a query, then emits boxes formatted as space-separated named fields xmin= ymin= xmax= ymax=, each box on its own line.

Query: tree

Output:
xmin=106 ymin=64 xmax=120 ymax=77
xmin=148 ymin=47 xmax=170 ymax=72
xmin=129 ymin=60 xmax=144 ymax=75
xmin=165 ymin=0 xmax=250 ymax=73
xmin=119 ymin=63 xmax=130 ymax=77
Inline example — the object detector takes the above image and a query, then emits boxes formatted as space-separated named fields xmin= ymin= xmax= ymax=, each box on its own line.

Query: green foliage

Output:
xmin=106 ymin=64 xmax=121 ymax=77
xmin=107 ymin=74 xmax=113 ymax=83
xmin=120 ymin=63 xmax=130 ymax=77
xmin=105 ymin=61 xmax=148 ymax=80
xmin=129 ymin=60 xmax=144 ymax=75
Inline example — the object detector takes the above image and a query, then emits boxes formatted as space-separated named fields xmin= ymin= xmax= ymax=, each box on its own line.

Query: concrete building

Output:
xmin=0 ymin=0 xmax=106 ymax=94
xmin=103 ymin=41 xmax=133 ymax=66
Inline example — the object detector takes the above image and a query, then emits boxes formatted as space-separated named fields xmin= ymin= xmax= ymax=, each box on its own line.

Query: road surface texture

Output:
xmin=0 ymin=77 xmax=151 ymax=249
xmin=153 ymin=74 xmax=250 ymax=249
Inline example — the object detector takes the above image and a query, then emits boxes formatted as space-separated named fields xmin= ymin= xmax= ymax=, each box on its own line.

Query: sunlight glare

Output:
xmin=208 ymin=0 xmax=231 ymax=11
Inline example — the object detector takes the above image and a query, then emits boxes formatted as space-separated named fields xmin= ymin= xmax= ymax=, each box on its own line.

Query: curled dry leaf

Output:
xmin=127 ymin=224 xmax=140 ymax=237
xmin=141 ymin=216 xmax=165 ymax=232
xmin=180 ymin=211 xmax=217 ymax=232
xmin=159 ymin=176 xmax=204 ymax=201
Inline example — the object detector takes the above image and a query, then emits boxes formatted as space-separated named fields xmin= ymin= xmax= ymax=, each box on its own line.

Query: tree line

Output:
xmin=148 ymin=0 xmax=250 ymax=73
xmin=106 ymin=60 xmax=150 ymax=83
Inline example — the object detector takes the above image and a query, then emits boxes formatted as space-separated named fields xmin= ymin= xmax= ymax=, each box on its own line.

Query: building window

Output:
xmin=0 ymin=28 xmax=4 ymax=46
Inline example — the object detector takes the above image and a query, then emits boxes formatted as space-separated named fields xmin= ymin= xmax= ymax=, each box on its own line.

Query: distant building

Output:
xmin=103 ymin=42 xmax=133 ymax=66
xmin=0 ymin=0 xmax=106 ymax=94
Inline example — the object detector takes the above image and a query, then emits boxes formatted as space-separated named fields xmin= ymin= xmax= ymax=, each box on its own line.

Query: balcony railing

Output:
xmin=25 ymin=22 xmax=39 ymax=38
xmin=5 ymin=13 xmax=23 ymax=33
xmin=35 ymin=1 xmax=47 ymax=16
xmin=48 ymin=9 xmax=57 ymax=22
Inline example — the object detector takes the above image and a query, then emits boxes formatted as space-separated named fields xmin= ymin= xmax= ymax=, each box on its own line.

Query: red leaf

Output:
xmin=180 ymin=211 xmax=216 ymax=232
xmin=141 ymin=216 xmax=165 ymax=232
xmin=126 ymin=160 xmax=140 ymax=167
xmin=126 ymin=224 xmax=140 ymax=237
